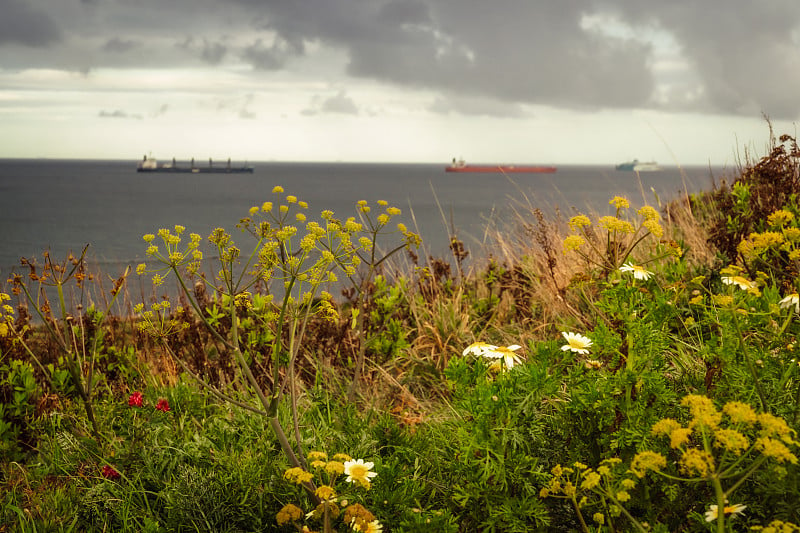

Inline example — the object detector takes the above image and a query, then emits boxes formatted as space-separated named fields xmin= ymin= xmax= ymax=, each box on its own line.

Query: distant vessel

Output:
xmin=445 ymin=158 xmax=556 ymax=173
xmin=615 ymin=159 xmax=660 ymax=172
xmin=137 ymin=155 xmax=254 ymax=173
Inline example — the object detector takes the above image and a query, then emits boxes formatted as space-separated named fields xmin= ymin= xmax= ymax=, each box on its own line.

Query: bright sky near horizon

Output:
xmin=1 ymin=1 xmax=799 ymax=165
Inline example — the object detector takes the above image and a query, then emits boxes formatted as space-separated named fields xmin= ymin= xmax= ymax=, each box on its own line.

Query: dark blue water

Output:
xmin=0 ymin=159 xmax=729 ymax=282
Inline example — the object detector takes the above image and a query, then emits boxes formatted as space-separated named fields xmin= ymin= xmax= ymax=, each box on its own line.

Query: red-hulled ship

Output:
xmin=445 ymin=158 xmax=556 ymax=173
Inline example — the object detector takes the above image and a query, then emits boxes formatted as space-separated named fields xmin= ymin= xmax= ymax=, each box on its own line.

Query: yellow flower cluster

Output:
xmin=751 ymin=520 xmax=800 ymax=532
xmin=644 ymin=395 xmax=799 ymax=483
xmin=561 ymin=197 xmax=667 ymax=273
xmin=540 ymin=457 xmax=637 ymax=517
xmin=276 ymin=503 xmax=303 ymax=526
xmin=283 ymin=466 xmax=314 ymax=485
xmin=738 ymin=207 xmax=800 ymax=263
xmin=598 ymin=216 xmax=635 ymax=234
xmin=629 ymin=450 xmax=667 ymax=478
xmin=138 ymin=225 xmax=204 ymax=283
xmin=0 ymin=293 xmax=14 ymax=339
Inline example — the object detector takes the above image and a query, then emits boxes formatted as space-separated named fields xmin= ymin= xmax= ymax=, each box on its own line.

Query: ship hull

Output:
xmin=137 ymin=167 xmax=254 ymax=173
xmin=445 ymin=165 xmax=556 ymax=173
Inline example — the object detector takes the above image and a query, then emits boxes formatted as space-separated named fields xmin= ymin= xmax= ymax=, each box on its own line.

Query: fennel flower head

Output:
xmin=561 ymin=332 xmax=592 ymax=355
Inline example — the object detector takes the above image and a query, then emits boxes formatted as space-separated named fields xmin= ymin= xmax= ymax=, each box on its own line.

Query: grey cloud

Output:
xmin=4 ymin=0 xmax=800 ymax=119
xmin=242 ymin=38 xmax=296 ymax=70
xmin=596 ymin=0 xmax=800 ymax=116
xmin=103 ymin=37 xmax=138 ymax=53
xmin=429 ymin=95 xmax=527 ymax=118
xmin=0 ymin=0 xmax=61 ymax=46
xmin=302 ymin=91 xmax=359 ymax=116
xmin=320 ymin=91 xmax=359 ymax=114
xmin=202 ymin=40 xmax=227 ymax=64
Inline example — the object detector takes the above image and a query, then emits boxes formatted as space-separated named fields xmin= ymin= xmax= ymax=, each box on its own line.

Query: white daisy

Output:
xmin=721 ymin=275 xmax=756 ymax=290
xmin=619 ymin=262 xmax=653 ymax=281
xmin=705 ymin=503 xmax=746 ymax=522
xmin=561 ymin=332 xmax=593 ymax=355
xmin=483 ymin=344 xmax=523 ymax=369
xmin=343 ymin=459 xmax=377 ymax=485
xmin=779 ymin=293 xmax=800 ymax=313
xmin=462 ymin=341 xmax=498 ymax=357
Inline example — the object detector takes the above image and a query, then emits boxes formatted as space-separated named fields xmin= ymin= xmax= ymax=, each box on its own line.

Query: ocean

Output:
xmin=0 ymin=159 xmax=730 ymax=288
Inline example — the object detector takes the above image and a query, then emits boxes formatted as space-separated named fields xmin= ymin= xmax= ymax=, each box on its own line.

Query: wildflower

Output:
xmin=155 ymin=398 xmax=170 ymax=412
xmin=343 ymin=459 xmax=377 ymax=487
xmin=651 ymin=418 xmax=682 ymax=437
xmin=619 ymin=262 xmax=653 ymax=281
xmin=284 ymin=466 xmax=314 ymax=484
xmin=705 ymin=503 xmax=746 ymax=522
xmin=308 ymin=450 xmax=328 ymax=461
xmin=315 ymin=484 xmax=336 ymax=500
xmin=637 ymin=205 xmax=659 ymax=221
xmin=598 ymin=216 xmax=635 ymax=234
xmin=101 ymin=465 xmax=120 ymax=479
xmin=643 ymin=219 xmax=664 ymax=238
xmin=714 ymin=428 xmax=749 ymax=455
xmin=768 ymin=209 xmax=795 ymax=227
xmin=276 ymin=503 xmax=303 ymax=526
xmin=630 ymin=451 xmax=667 ymax=478
xmin=325 ymin=461 xmax=345 ymax=476
xmin=682 ymin=394 xmax=722 ymax=429
xmin=481 ymin=344 xmax=523 ymax=369
xmin=462 ymin=341 xmax=498 ymax=357
xmin=343 ymin=503 xmax=375 ymax=531
xmin=580 ymin=471 xmax=601 ymax=490
xmin=757 ymin=412 xmax=796 ymax=441
xmin=272 ymin=185 xmax=284 ymax=193
xmin=584 ymin=359 xmax=602 ymax=369
xmin=561 ymin=332 xmax=592 ymax=355
xmin=593 ymin=513 xmax=605 ymax=525
xmin=722 ymin=275 xmax=756 ymax=290
xmin=360 ymin=520 xmax=383 ymax=533
xmin=609 ymin=196 xmax=630 ymax=210
xmin=562 ymin=234 xmax=586 ymax=252
xmin=679 ymin=448 xmax=716 ymax=478
xmin=568 ymin=214 xmax=591 ymax=230
xmin=669 ymin=427 xmax=693 ymax=449
xmin=128 ymin=391 xmax=144 ymax=407
xmin=780 ymin=293 xmax=800 ymax=313
xmin=755 ymin=437 xmax=798 ymax=464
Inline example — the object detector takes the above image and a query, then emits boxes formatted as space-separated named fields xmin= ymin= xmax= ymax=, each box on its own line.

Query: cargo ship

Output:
xmin=615 ymin=159 xmax=660 ymax=172
xmin=137 ymin=155 xmax=254 ymax=173
xmin=445 ymin=158 xmax=556 ymax=174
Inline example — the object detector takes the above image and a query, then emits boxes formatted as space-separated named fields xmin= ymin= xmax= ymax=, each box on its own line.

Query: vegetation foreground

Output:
xmin=4 ymin=136 xmax=800 ymax=532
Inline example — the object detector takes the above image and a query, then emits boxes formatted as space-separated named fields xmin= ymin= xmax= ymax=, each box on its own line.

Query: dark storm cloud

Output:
xmin=0 ymin=0 xmax=61 ymax=46
xmin=3 ymin=0 xmax=800 ymax=119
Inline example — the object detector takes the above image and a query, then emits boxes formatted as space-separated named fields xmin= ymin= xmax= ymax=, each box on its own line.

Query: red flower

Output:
xmin=128 ymin=391 xmax=143 ymax=407
xmin=102 ymin=465 xmax=120 ymax=479
xmin=155 ymin=398 xmax=170 ymax=412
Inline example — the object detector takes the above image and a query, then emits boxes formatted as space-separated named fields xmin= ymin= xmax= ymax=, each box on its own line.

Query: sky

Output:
xmin=1 ymin=0 xmax=800 ymax=165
